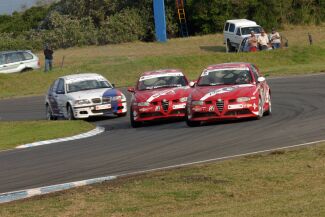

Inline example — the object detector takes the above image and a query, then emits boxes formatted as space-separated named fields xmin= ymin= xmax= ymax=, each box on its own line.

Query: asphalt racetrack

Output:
xmin=0 ymin=74 xmax=324 ymax=193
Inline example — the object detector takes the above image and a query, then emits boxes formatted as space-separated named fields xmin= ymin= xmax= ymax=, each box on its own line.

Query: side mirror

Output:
xmin=56 ymin=90 xmax=65 ymax=94
xmin=257 ymin=77 xmax=266 ymax=83
xmin=111 ymin=83 xmax=115 ymax=88
xmin=189 ymin=81 xmax=196 ymax=88
xmin=127 ymin=87 xmax=135 ymax=93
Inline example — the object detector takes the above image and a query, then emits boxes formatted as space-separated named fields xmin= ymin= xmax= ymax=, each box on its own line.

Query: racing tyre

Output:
xmin=130 ymin=107 xmax=141 ymax=128
xmin=185 ymin=112 xmax=201 ymax=127
xmin=67 ymin=104 xmax=76 ymax=120
xmin=256 ymin=97 xmax=264 ymax=120
xmin=264 ymin=93 xmax=272 ymax=116
xmin=46 ymin=104 xmax=56 ymax=120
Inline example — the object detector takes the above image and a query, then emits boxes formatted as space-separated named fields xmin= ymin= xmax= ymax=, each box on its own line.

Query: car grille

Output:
xmin=102 ymin=97 xmax=111 ymax=103
xmin=162 ymin=100 xmax=169 ymax=112
xmin=92 ymin=98 xmax=101 ymax=104
xmin=216 ymin=100 xmax=224 ymax=112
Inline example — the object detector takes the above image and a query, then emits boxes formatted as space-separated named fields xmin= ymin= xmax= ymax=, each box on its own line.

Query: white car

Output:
xmin=45 ymin=73 xmax=127 ymax=120
xmin=0 ymin=50 xmax=40 ymax=73
xmin=223 ymin=19 xmax=262 ymax=52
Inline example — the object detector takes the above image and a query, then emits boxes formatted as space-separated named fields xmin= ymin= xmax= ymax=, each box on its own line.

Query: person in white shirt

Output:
xmin=270 ymin=28 xmax=281 ymax=49
xmin=257 ymin=29 xmax=269 ymax=51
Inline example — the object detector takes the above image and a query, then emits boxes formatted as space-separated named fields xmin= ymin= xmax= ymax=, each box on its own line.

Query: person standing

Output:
xmin=248 ymin=31 xmax=258 ymax=52
xmin=44 ymin=44 xmax=54 ymax=72
xmin=270 ymin=28 xmax=281 ymax=49
xmin=257 ymin=29 xmax=270 ymax=51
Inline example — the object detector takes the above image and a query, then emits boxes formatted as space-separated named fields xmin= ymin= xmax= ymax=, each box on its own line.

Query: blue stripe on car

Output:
xmin=103 ymin=88 xmax=119 ymax=113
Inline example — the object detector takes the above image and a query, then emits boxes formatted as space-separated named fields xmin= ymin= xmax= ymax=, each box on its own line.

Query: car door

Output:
xmin=53 ymin=79 xmax=68 ymax=116
xmin=48 ymin=79 xmax=60 ymax=115
xmin=3 ymin=52 xmax=23 ymax=73
xmin=251 ymin=64 xmax=267 ymax=102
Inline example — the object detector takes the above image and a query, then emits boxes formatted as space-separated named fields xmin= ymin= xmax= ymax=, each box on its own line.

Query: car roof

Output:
xmin=225 ymin=19 xmax=258 ymax=26
xmin=60 ymin=73 xmax=106 ymax=81
xmin=141 ymin=69 xmax=183 ymax=76
xmin=0 ymin=50 xmax=33 ymax=55
xmin=205 ymin=62 xmax=251 ymax=70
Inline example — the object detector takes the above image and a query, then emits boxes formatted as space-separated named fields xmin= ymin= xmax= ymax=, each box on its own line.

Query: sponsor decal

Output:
xmin=200 ymin=87 xmax=234 ymax=101
xmin=139 ymin=72 xmax=183 ymax=81
xmin=228 ymin=104 xmax=244 ymax=110
xmin=172 ymin=103 xmax=186 ymax=109
xmin=253 ymin=103 xmax=258 ymax=110
xmin=139 ymin=108 xmax=150 ymax=112
xmin=147 ymin=89 xmax=176 ymax=102
xmin=201 ymin=67 xmax=250 ymax=76
xmin=65 ymin=76 xmax=106 ymax=84
xmin=208 ymin=105 xmax=215 ymax=112
xmin=95 ymin=104 xmax=111 ymax=110
xmin=155 ymin=106 xmax=161 ymax=111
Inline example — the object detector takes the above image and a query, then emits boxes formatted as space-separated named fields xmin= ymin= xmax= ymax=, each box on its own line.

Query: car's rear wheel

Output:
xmin=226 ymin=40 xmax=235 ymax=53
xmin=67 ymin=104 xmax=76 ymax=120
xmin=46 ymin=104 xmax=56 ymax=120
xmin=256 ymin=97 xmax=264 ymax=120
xmin=130 ymin=107 xmax=141 ymax=128
xmin=264 ymin=93 xmax=272 ymax=116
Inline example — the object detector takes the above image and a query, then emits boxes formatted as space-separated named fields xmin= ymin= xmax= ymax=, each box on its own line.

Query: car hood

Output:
xmin=134 ymin=86 xmax=191 ymax=102
xmin=67 ymin=88 xmax=111 ymax=100
xmin=191 ymin=84 xmax=256 ymax=101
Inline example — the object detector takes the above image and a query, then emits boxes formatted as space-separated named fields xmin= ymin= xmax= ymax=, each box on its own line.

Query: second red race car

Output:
xmin=186 ymin=62 xmax=272 ymax=127
xmin=128 ymin=69 xmax=192 ymax=128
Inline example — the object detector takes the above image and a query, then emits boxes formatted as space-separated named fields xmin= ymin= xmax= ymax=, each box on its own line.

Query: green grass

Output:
xmin=0 ymin=121 xmax=94 ymax=150
xmin=1 ymin=143 xmax=324 ymax=217
xmin=0 ymin=25 xmax=325 ymax=99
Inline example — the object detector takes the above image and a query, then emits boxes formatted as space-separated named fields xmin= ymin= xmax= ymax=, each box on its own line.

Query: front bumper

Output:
xmin=187 ymin=100 xmax=259 ymax=121
xmin=133 ymin=102 xmax=186 ymax=122
xmin=73 ymin=102 xmax=127 ymax=119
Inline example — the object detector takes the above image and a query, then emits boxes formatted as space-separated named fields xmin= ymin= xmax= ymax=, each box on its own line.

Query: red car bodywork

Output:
xmin=186 ymin=63 xmax=271 ymax=126
xmin=128 ymin=69 xmax=191 ymax=127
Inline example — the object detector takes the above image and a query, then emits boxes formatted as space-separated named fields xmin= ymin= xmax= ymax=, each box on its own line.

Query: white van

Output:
xmin=223 ymin=19 xmax=262 ymax=52
xmin=0 ymin=50 xmax=40 ymax=74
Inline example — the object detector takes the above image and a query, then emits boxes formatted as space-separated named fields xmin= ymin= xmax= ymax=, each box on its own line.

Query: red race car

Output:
xmin=186 ymin=62 xmax=271 ymax=127
xmin=128 ymin=69 xmax=191 ymax=128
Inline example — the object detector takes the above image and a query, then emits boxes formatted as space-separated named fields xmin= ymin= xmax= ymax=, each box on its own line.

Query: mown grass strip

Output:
xmin=0 ymin=25 xmax=325 ymax=99
xmin=0 ymin=121 xmax=94 ymax=151
xmin=1 ymin=143 xmax=324 ymax=216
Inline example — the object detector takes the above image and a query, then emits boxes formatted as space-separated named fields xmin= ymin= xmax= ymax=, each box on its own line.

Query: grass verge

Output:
xmin=0 ymin=25 xmax=325 ymax=99
xmin=0 ymin=121 xmax=95 ymax=151
xmin=1 ymin=143 xmax=324 ymax=217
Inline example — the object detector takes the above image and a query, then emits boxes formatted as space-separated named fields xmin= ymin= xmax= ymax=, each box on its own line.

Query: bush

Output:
xmin=98 ymin=8 xmax=146 ymax=44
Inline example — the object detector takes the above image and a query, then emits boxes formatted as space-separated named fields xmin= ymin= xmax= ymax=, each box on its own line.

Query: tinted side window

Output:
xmin=51 ymin=79 xmax=60 ymax=93
xmin=21 ymin=52 xmax=33 ymax=60
xmin=224 ymin=23 xmax=229 ymax=31
xmin=5 ymin=53 xmax=23 ymax=64
xmin=0 ymin=54 xmax=4 ymax=65
xmin=229 ymin=24 xmax=235 ymax=32
xmin=251 ymin=65 xmax=259 ymax=82
xmin=236 ymin=28 xmax=241 ymax=36
xmin=57 ymin=79 xmax=65 ymax=93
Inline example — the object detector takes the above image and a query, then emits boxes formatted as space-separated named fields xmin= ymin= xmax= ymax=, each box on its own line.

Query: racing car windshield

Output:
xmin=198 ymin=68 xmax=252 ymax=86
xmin=137 ymin=75 xmax=187 ymax=90
xmin=67 ymin=80 xmax=112 ymax=93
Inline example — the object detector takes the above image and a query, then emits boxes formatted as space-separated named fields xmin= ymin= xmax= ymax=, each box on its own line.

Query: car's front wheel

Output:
xmin=46 ymin=104 xmax=56 ymax=120
xmin=264 ymin=93 xmax=272 ymax=116
xmin=185 ymin=111 xmax=200 ymax=127
xmin=130 ymin=107 xmax=141 ymax=128
xmin=256 ymin=97 xmax=264 ymax=120
xmin=66 ymin=104 xmax=76 ymax=120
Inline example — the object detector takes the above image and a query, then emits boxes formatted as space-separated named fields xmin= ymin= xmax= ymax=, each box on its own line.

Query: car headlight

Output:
xmin=137 ymin=102 xmax=150 ymax=107
xmin=74 ymin=99 xmax=91 ymax=105
xmin=237 ymin=97 xmax=251 ymax=102
xmin=179 ymin=97 xmax=188 ymax=102
xmin=111 ymin=96 xmax=122 ymax=101
xmin=191 ymin=100 xmax=204 ymax=106
xmin=112 ymin=94 xmax=126 ymax=101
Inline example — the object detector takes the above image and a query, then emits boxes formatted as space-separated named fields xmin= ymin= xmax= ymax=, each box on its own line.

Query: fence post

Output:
xmin=308 ymin=33 xmax=313 ymax=45
xmin=61 ymin=56 xmax=65 ymax=69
